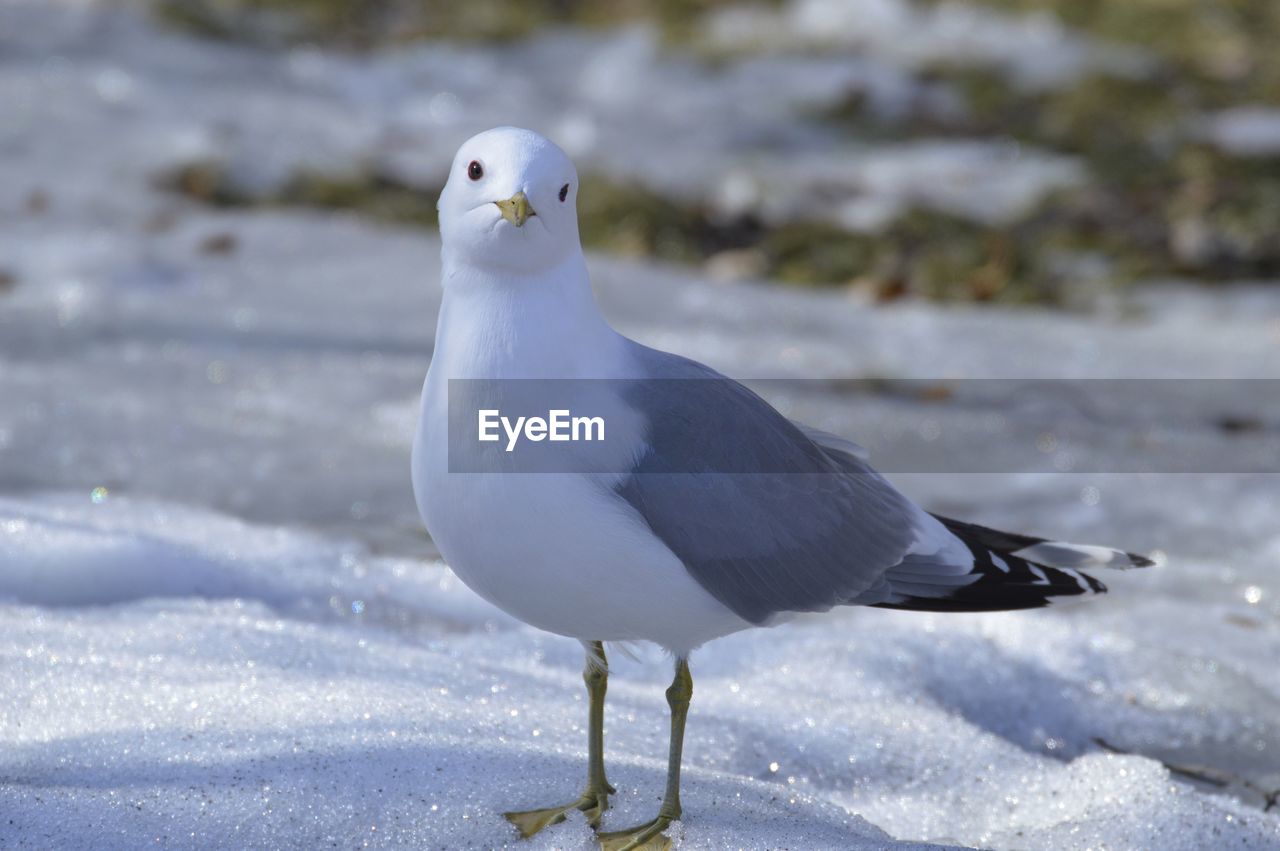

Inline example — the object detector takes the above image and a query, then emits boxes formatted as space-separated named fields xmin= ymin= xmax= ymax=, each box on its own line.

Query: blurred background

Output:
xmin=1 ymin=1 xmax=1279 ymax=848
xmin=117 ymin=0 xmax=1280 ymax=301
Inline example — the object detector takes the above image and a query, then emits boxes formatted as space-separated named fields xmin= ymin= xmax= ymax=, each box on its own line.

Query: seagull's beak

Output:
xmin=495 ymin=191 xmax=536 ymax=227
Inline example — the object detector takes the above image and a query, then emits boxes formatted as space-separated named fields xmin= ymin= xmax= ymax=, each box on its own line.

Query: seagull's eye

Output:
xmin=559 ymin=183 xmax=569 ymax=202
xmin=467 ymin=161 xmax=484 ymax=181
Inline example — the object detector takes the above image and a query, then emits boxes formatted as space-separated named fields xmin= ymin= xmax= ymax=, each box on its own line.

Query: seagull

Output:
xmin=411 ymin=127 xmax=1153 ymax=851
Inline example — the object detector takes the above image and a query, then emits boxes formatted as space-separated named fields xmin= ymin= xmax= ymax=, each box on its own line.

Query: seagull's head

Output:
xmin=438 ymin=127 xmax=580 ymax=275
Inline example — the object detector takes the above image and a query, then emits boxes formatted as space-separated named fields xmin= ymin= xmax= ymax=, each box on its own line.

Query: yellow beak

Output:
xmin=494 ymin=191 xmax=536 ymax=227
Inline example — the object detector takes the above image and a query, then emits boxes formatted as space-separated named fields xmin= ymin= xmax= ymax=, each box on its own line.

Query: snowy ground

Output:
xmin=2 ymin=1 xmax=1280 ymax=849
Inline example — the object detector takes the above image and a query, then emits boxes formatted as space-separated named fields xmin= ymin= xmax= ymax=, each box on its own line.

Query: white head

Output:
xmin=437 ymin=127 xmax=580 ymax=276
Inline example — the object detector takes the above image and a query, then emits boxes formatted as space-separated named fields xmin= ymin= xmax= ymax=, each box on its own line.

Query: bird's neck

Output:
xmin=432 ymin=252 xmax=625 ymax=379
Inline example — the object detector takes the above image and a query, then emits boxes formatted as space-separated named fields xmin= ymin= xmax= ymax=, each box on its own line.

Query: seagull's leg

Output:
xmin=598 ymin=657 xmax=692 ymax=851
xmin=584 ymin=642 xmax=618 ymax=800
xmin=504 ymin=640 xmax=615 ymax=837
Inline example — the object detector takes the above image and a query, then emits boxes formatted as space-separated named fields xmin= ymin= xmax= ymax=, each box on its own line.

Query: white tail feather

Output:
xmin=1012 ymin=541 xmax=1150 ymax=571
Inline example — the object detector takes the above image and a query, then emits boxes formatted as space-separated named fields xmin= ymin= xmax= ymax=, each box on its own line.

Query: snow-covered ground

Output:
xmin=0 ymin=0 xmax=1095 ymax=233
xmin=2 ymin=1 xmax=1279 ymax=849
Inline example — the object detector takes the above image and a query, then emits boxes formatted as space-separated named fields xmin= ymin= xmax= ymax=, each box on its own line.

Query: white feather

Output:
xmin=1013 ymin=541 xmax=1144 ymax=570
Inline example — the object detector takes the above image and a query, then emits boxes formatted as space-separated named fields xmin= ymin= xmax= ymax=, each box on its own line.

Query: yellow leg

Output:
xmin=504 ymin=641 xmax=616 ymax=837
xmin=598 ymin=658 xmax=692 ymax=851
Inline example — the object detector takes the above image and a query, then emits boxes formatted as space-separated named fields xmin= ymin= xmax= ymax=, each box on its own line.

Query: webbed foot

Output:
xmin=504 ymin=782 xmax=614 ymax=838
xmin=597 ymin=814 xmax=675 ymax=851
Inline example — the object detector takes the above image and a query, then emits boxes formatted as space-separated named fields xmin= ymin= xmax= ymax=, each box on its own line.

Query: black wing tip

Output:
xmin=1125 ymin=551 xmax=1157 ymax=568
xmin=871 ymin=598 xmax=1053 ymax=613
xmin=870 ymin=567 xmax=1108 ymax=614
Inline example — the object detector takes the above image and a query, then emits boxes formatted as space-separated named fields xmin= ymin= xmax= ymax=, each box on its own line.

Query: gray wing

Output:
xmin=614 ymin=346 xmax=920 ymax=625
xmin=792 ymin=422 xmax=871 ymax=462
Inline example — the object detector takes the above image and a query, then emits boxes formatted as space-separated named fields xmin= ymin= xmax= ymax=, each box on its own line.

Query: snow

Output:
xmin=2 ymin=1 xmax=1280 ymax=849
xmin=1201 ymin=107 xmax=1280 ymax=158
xmin=741 ymin=139 xmax=1082 ymax=230
xmin=4 ymin=480 xmax=1280 ymax=851
xmin=4 ymin=494 xmax=1279 ymax=849
xmin=703 ymin=0 xmax=1150 ymax=91
xmin=0 ymin=0 xmax=1081 ymax=234
xmin=0 ymin=495 xmax=507 ymax=630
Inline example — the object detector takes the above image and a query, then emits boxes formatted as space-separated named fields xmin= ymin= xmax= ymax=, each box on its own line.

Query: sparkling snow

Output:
xmin=1 ymin=1 xmax=1279 ymax=849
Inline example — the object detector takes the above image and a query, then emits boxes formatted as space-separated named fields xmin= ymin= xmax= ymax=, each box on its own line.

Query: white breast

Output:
xmin=412 ymin=383 xmax=746 ymax=654
xmin=410 ymin=265 xmax=747 ymax=655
